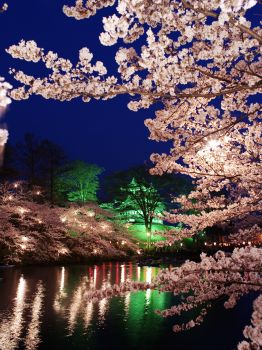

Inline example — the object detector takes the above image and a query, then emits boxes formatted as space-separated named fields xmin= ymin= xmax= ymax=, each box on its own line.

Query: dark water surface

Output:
xmin=0 ymin=263 xmax=252 ymax=350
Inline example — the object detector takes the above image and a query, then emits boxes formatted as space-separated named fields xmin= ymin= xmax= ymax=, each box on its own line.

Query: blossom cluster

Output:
xmin=0 ymin=77 xmax=12 ymax=108
xmin=0 ymin=128 xmax=8 ymax=146
xmin=238 ymin=294 xmax=262 ymax=350
xmin=0 ymin=2 xmax=7 ymax=13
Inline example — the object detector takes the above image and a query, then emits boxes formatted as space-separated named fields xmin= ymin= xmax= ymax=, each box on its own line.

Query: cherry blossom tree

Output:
xmin=3 ymin=1 xmax=262 ymax=348
xmin=0 ymin=181 xmax=139 ymax=264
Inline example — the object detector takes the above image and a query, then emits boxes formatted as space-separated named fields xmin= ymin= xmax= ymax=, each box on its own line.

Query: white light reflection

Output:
xmin=0 ymin=276 xmax=27 ymax=350
xmin=120 ymin=264 xmax=125 ymax=284
xmin=124 ymin=292 xmax=131 ymax=315
xmin=98 ymin=298 xmax=108 ymax=323
xmin=53 ymin=267 xmax=67 ymax=313
xmin=24 ymin=282 xmax=44 ymax=350
xmin=145 ymin=267 xmax=152 ymax=305
xmin=93 ymin=266 xmax=97 ymax=288
xmin=68 ymin=285 xmax=83 ymax=334
xmin=137 ymin=266 xmax=141 ymax=281
xmin=124 ymin=264 xmax=132 ymax=315
xmin=83 ymin=301 xmax=93 ymax=330
xmin=98 ymin=265 xmax=112 ymax=324
xmin=60 ymin=267 xmax=65 ymax=292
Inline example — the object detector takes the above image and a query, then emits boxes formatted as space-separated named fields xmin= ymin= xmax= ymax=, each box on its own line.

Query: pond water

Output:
xmin=0 ymin=263 xmax=253 ymax=350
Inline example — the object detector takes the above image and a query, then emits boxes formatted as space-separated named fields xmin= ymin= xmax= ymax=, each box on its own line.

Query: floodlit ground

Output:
xmin=128 ymin=223 xmax=197 ymax=251
xmin=128 ymin=224 xmax=167 ymax=242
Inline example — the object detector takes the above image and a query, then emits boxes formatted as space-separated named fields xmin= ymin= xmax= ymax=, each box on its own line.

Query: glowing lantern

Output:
xmin=101 ymin=223 xmax=109 ymax=230
xmin=19 ymin=207 xmax=26 ymax=215
xmin=59 ymin=247 xmax=68 ymax=255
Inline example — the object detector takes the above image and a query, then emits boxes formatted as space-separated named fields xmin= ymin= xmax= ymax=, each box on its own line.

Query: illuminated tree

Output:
xmin=56 ymin=161 xmax=103 ymax=203
xmin=106 ymin=177 xmax=165 ymax=244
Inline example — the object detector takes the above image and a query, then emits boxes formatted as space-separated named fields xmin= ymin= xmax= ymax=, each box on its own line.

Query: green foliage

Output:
xmin=68 ymin=229 xmax=78 ymax=237
xmin=56 ymin=161 xmax=103 ymax=203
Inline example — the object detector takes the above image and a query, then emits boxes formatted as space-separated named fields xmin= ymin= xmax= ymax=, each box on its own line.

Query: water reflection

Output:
xmin=25 ymin=282 xmax=44 ymax=350
xmin=0 ymin=263 xmax=251 ymax=350
xmin=53 ymin=266 xmax=67 ymax=313
xmin=68 ymin=283 xmax=85 ymax=334
xmin=0 ymin=263 xmax=163 ymax=349
xmin=0 ymin=276 xmax=27 ymax=350
xmin=58 ymin=263 xmax=161 ymax=334
xmin=84 ymin=301 xmax=93 ymax=330
xmin=145 ymin=267 xmax=152 ymax=305
xmin=60 ymin=266 xmax=65 ymax=292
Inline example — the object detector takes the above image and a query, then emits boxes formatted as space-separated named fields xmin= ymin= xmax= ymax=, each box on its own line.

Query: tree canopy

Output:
xmin=56 ymin=161 xmax=103 ymax=203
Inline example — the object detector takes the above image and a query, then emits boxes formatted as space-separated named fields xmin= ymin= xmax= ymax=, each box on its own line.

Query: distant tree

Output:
xmin=16 ymin=133 xmax=41 ymax=186
xmin=56 ymin=161 xmax=103 ymax=204
xmin=38 ymin=139 xmax=67 ymax=203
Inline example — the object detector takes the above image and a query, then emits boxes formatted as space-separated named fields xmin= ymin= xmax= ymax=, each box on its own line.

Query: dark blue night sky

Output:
xmin=0 ymin=0 xmax=169 ymax=172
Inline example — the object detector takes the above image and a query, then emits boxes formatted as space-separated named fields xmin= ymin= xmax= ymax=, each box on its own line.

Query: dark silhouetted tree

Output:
xmin=38 ymin=139 xmax=67 ymax=203
xmin=16 ymin=133 xmax=41 ymax=186
xmin=118 ymin=177 xmax=165 ymax=235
